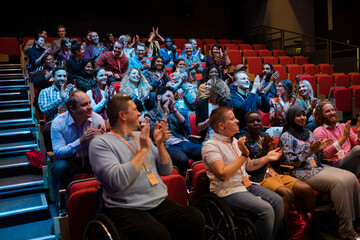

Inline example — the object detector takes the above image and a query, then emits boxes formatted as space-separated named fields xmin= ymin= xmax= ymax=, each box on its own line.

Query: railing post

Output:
xmin=281 ymin=30 xmax=285 ymax=50
xmin=357 ymin=47 xmax=359 ymax=72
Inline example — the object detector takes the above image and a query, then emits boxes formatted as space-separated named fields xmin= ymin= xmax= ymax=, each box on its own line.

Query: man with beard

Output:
xmin=144 ymin=86 xmax=202 ymax=174
xmin=51 ymin=90 xmax=105 ymax=214
xmin=95 ymin=40 xmax=129 ymax=86
xmin=313 ymin=99 xmax=360 ymax=177
xmin=260 ymin=63 xmax=279 ymax=98
xmin=159 ymin=37 xmax=178 ymax=67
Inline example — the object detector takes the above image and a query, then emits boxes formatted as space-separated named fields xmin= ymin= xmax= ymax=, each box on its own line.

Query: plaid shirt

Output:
xmin=38 ymin=84 xmax=72 ymax=122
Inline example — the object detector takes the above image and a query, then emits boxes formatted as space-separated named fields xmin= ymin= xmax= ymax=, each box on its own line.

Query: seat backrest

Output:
xmin=332 ymin=73 xmax=350 ymax=88
xmin=245 ymin=57 xmax=263 ymax=75
xmin=192 ymin=162 xmax=207 ymax=194
xmin=293 ymin=56 xmax=308 ymax=66
xmin=272 ymin=49 xmax=286 ymax=58
xmin=252 ymin=44 xmax=266 ymax=50
xmin=203 ymin=39 xmax=217 ymax=45
xmin=239 ymin=44 xmax=253 ymax=50
xmin=224 ymin=44 xmax=238 ymax=50
xmin=303 ymin=64 xmax=319 ymax=76
xmin=278 ymin=56 xmax=294 ymax=66
xmin=286 ymin=64 xmax=303 ymax=84
xmin=111 ymin=81 xmax=121 ymax=93
xmin=218 ymin=39 xmax=231 ymax=45
xmin=257 ymin=49 xmax=272 ymax=57
xmin=173 ymin=38 xmax=187 ymax=50
xmin=0 ymin=37 xmax=20 ymax=56
xmin=316 ymin=74 xmax=333 ymax=98
xmin=242 ymin=50 xmax=257 ymax=57
xmin=262 ymin=56 xmax=278 ymax=65
xmin=189 ymin=112 xmax=200 ymax=136
xmin=318 ymin=64 xmax=334 ymax=75
xmin=165 ymin=67 xmax=172 ymax=75
xmin=332 ymin=87 xmax=352 ymax=112
xmin=259 ymin=110 xmax=270 ymax=127
xmin=160 ymin=174 xmax=188 ymax=206
xmin=231 ymin=39 xmax=244 ymax=45
xmin=228 ymin=50 xmax=242 ymax=65
xmin=273 ymin=64 xmax=287 ymax=81
xmin=349 ymin=72 xmax=360 ymax=85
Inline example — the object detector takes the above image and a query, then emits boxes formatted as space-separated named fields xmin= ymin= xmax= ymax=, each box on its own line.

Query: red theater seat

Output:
xmin=239 ymin=44 xmax=253 ymax=50
xmin=0 ymin=37 xmax=20 ymax=56
xmin=202 ymin=39 xmax=217 ymax=45
xmin=224 ymin=44 xmax=238 ymax=50
xmin=286 ymin=64 xmax=303 ymax=84
xmin=318 ymin=64 xmax=334 ymax=75
xmin=245 ymin=57 xmax=263 ymax=76
xmin=160 ymin=174 xmax=188 ymax=206
xmin=173 ymin=38 xmax=187 ymax=50
xmin=253 ymin=44 xmax=266 ymax=50
xmin=316 ymin=74 xmax=333 ymax=99
xmin=262 ymin=56 xmax=278 ymax=65
xmin=293 ymin=56 xmax=308 ymax=66
xmin=352 ymin=86 xmax=360 ymax=119
xmin=332 ymin=73 xmax=350 ymax=88
xmin=189 ymin=112 xmax=200 ymax=136
xmin=242 ymin=49 xmax=257 ymax=58
xmin=332 ymin=87 xmax=352 ymax=113
xmin=218 ymin=39 xmax=231 ymax=45
xmin=231 ymin=39 xmax=245 ymax=45
xmin=303 ymin=64 xmax=319 ymax=76
xmin=196 ymin=39 xmax=203 ymax=53
xmin=228 ymin=50 xmax=243 ymax=65
xmin=273 ymin=64 xmax=287 ymax=81
xmin=278 ymin=56 xmax=293 ymax=66
xmin=257 ymin=49 xmax=272 ymax=57
xmin=259 ymin=110 xmax=270 ymax=127
xmin=349 ymin=72 xmax=360 ymax=85
xmin=272 ymin=49 xmax=286 ymax=58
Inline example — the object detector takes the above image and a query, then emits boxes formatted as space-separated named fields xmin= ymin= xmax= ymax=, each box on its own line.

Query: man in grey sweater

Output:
xmin=89 ymin=95 xmax=204 ymax=240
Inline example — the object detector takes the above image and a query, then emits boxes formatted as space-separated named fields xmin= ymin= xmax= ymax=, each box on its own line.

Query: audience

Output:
xmin=144 ymin=56 xmax=169 ymax=91
xmin=51 ymin=90 xmax=105 ymax=213
xmin=229 ymin=72 xmax=270 ymax=136
xmin=197 ymin=65 xmax=224 ymax=99
xmin=313 ymin=99 xmax=360 ymax=177
xmin=95 ymin=40 xmax=128 ymax=86
xmin=86 ymin=68 xmax=109 ymax=120
xmin=128 ymin=43 xmax=151 ymax=74
xmin=23 ymin=29 xmax=51 ymax=54
xmin=296 ymin=80 xmax=319 ymax=131
xmin=52 ymin=25 xmax=67 ymax=55
xmin=56 ymin=37 xmax=72 ymax=65
xmin=178 ymin=41 xmax=203 ymax=74
xmin=119 ymin=68 xmax=152 ymax=113
xmin=181 ymin=38 xmax=206 ymax=62
xmin=145 ymin=86 xmax=203 ymax=174
xmin=244 ymin=110 xmax=315 ymax=217
xmin=66 ymin=40 xmax=85 ymax=84
xmin=38 ymin=66 xmax=75 ymax=122
xmin=75 ymin=59 xmax=95 ymax=93
xmin=206 ymin=43 xmax=231 ymax=70
xmin=103 ymin=32 xmax=115 ymax=51
xmin=196 ymin=77 xmax=230 ymax=142
xmin=279 ymin=105 xmax=360 ymax=240
xmin=159 ymin=37 xmax=178 ymax=67
xmin=84 ymin=31 xmax=108 ymax=62
xmin=202 ymin=106 xmax=284 ymax=240
xmin=118 ymin=35 xmax=135 ymax=58
xmin=89 ymin=94 xmax=205 ymax=240
xmin=27 ymin=36 xmax=52 ymax=72
xmin=260 ymin=63 xmax=279 ymax=98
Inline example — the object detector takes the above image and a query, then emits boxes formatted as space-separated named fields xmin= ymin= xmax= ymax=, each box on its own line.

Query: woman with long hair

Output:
xmin=296 ymin=80 xmax=319 ymax=131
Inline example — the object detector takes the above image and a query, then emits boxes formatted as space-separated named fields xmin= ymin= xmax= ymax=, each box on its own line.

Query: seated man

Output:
xmin=260 ymin=63 xmax=279 ymax=98
xmin=95 ymin=40 xmax=128 ymax=86
xmin=145 ymin=86 xmax=202 ymax=173
xmin=159 ymin=37 xmax=178 ymax=67
xmin=84 ymin=31 xmax=109 ymax=62
xmin=128 ymin=43 xmax=151 ymax=74
xmin=38 ymin=66 xmax=75 ymax=122
xmin=89 ymin=94 xmax=204 ymax=240
xmin=228 ymin=72 xmax=270 ymax=136
xmin=202 ymin=106 xmax=284 ymax=240
xmin=180 ymin=38 xmax=206 ymax=62
xmin=313 ymin=99 xmax=360 ymax=177
xmin=51 ymin=91 xmax=105 ymax=213
xmin=178 ymin=42 xmax=203 ymax=75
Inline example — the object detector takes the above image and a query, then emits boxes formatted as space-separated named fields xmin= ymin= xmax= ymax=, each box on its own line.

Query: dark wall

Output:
xmin=0 ymin=0 xmax=245 ymax=41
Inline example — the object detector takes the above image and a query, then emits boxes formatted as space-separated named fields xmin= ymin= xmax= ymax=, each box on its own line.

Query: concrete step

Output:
xmin=0 ymin=107 xmax=31 ymax=120
xmin=0 ymin=73 xmax=24 ymax=80
xmin=0 ymin=156 xmax=30 ymax=170
xmin=0 ymin=174 xmax=44 ymax=197
xmin=0 ymin=117 xmax=34 ymax=130
xmin=0 ymin=128 xmax=34 ymax=145
xmin=0 ymin=99 xmax=29 ymax=108
xmin=0 ymin=78 xmax=26 ymax=86
xmin=0 ymin=140 xmax=38 ymax=156
xmin=0 ymin=193 xmax=49 ymax=228
xmin=0 ymin=91 xmax=28 ymax=101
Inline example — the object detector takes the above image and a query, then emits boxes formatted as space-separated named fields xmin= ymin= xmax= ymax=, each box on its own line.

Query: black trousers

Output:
xmin=103 ymin=198 xmax=205 ymax=240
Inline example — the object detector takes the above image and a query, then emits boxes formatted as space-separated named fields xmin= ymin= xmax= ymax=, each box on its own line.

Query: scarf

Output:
xmin=281 ymin=105 xmax=310 ymax=141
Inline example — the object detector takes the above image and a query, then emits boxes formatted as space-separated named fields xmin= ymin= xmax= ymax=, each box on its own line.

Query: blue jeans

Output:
xmin=223 ymin=184 xmax=284 ymax=240
xmin=166 ymin=140 xmax=202 ymax=173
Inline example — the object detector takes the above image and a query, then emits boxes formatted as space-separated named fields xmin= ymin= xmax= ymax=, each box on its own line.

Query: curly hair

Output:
xmin=313 ymin=99 xmax=337 ymax=126
xmin=119 ymin=68 xmax=152 ymax=99
xmin=211 ymin=77 xmax=231 ymax=105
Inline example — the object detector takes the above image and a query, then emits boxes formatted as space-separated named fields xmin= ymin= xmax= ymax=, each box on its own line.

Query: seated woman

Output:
xmin=75 ymin=59 xmax=95 ymax=93
xmin=244 ymin=110 xmax=315 ymax=217
xmin=267 ymin=79 xmax=297 ymax=138
xmin=197 ymin=65 xmax=224 ymax=100
xmin=119 ymin=68 xmax=152 ymax=113
xmin=56 ymin=37 xmax=71 ymax=65
xmin=202 ymin=106 xmax=285 ymax=240
xmin=27 ymin=35 xmax=52 ymax=72
xmin=296 ymin=80 xmax=319 ymax=131
xmin=167 ymin=67 xmax=197 ymax=118
xmin=279 ymin=105 xmax=360 ymax=240
xmin=195 ymin=77 xmax=231 ymax=142
xmin=206 ymin=43 xmax=231 ymax=71
xmin=118 ymin=35 xmax=135 ymax=58
xmin=86 ymin=68 xmax=109 ymax=120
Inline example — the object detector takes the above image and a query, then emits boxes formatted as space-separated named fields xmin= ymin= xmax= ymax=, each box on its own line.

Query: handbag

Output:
xmin=25 ymin=149 xmax=45 ymax=168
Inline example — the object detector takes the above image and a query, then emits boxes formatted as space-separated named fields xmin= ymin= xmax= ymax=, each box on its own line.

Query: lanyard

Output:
xmin=213 ymin=136 xmax=240 ymax=158
xmin=255 ymin=135 xmax=263 ymax=149
xmin=110 ymin=130 xmax=148 ymax=171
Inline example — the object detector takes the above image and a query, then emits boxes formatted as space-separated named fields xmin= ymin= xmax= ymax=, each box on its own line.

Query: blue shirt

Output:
xmin=178 ymin=54 xmax=203 ymax=74
xmin=159 ymin=48 xmax=178 ymax=66
xmin=51 ymin=111 xmax=105 ymax=160
xmin=128 ymin=56 xmax=151 ymax=74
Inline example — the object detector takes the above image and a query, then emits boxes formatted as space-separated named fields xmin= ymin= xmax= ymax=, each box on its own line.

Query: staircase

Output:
xmin=0 ymin=62 xmax=54 ymax=239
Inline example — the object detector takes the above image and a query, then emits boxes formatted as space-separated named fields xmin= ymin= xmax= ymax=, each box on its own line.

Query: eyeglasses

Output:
xmin=276 ymin=85 xmax=284 ymax=88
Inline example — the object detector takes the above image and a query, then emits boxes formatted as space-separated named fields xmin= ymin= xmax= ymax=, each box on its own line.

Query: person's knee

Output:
xmin=352 ymin=145 xmax=360 ymax=153
xmin=276 ymin=186 xmax=294 ymax=204
xmin=51 ymin=160 xmax=71 ymax=177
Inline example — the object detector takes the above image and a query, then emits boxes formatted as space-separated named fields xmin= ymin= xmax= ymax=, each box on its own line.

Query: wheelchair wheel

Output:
xmin=196 ymin=194 xmax=237 ymax=240
xmin=84 ymin=213 xmax=126 ymax=240
xmin=233 ymin=215 xmax=259 ymax=240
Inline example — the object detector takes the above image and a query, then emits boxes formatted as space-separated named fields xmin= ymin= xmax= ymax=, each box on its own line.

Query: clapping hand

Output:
xmin=238 ymin=136 xmax=250 ymax=157
xmin=318 ymin=139 xmax=333 ymax=151
xmin=139 ymin=117 xmax=150 ymax=151
xmin=153 ymin=120 xmax=167 ymax=145
xmin=267 ymin=148 xmax=282 ymax=162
